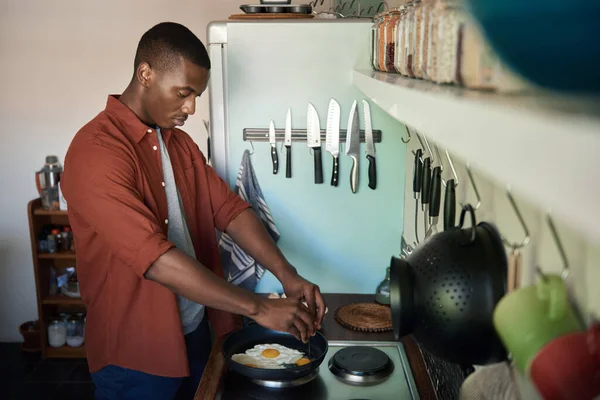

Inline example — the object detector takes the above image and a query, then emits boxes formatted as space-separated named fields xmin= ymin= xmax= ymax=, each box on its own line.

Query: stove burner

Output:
xmin=328 ymin=346 xmax=394 ymax=386
xmin=250 ymin=368 xmax=320 ymax=388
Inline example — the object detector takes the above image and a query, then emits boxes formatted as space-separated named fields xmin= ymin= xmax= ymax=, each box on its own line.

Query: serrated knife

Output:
xmin=284 ymin=108 xmax=292 ymax=178
xmin=325 ymin=99 xmax=340 ymax=187
xmin=363 ymin=100 xmax=377 ymax=190
xmin=346 ymin=100 xmax=360 ymax=193
xmin=307 ymin=103 xmax=323 ymax=184
xmin=269 ymin=120 xmax=278 ymax=174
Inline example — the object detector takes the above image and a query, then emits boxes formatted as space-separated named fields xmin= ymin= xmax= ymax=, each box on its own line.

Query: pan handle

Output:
xmin=458 ymin=204 xmax=477 ymax=244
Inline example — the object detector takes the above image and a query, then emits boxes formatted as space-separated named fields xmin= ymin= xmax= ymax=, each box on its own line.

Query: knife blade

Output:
xmin=269 ymin=120 xmax=278 ymax=174
xmin=325 ymin=99 xmax=340 ymax=187
xmin=345 ymin=100 xmax=360 ymax=193
xmin=363 ymin=100 xmax=376 ymax=190
xmin=307 ymin=103 xmax=323 ymax=184
xmin=284 ymin=108 xmax=292 ymax=178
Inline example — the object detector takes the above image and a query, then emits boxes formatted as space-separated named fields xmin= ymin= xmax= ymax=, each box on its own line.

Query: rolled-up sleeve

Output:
xmin=193 ymin=149 xmax=250 ymax=231
xmin=62 ymin=136 xmax=174 ymax=277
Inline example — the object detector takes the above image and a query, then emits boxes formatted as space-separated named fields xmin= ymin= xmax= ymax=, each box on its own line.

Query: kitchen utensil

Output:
xmin=413 ymin=149 xmax=423 ymax=243
xmin=334 ymin=302 xmax=392 ymax=333
xmin=345 ymin=100 xmax=360 ymax=193
xmin=493 ymin=273 xmax=583 ymax=372
xmin=36 ymin=155 xmax=63 ymax=210
xmin=506 ymin=248 xmax=522 ymax=293
xmin=390 ymin=205 xmax=509 ymax=365
xmin=459 ymin=362 xmax=519 ymax=400
xmin=326 ymin=98 xmax=340 ymax=187
xmin=222 ymin=323 xmax=328 ymax=382
xmin=307 ymin=103 xmax=323 ymax=184
xmin=425 ymin=166 xmax=442 ymax=238
xmin=260 ymin=0 xmax=292 ymax=4
xmin=421 ymin=157 xmax=432 ymax=235
xmin=269 ymin=120 xmax=279 ymax=174
xmin=285 ymin=108 xmax=292 ymax=178
xmin=363 ymin=100 xmax=376 ymax=190
xmin=444 ymin=179 xmax=456 ymax=230
xmin=529 ymin=323 xmax=600 ymax=400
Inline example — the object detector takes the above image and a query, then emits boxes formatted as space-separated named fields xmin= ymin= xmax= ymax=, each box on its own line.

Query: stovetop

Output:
xmin=216 ymin=341 xmax=420 ymax=400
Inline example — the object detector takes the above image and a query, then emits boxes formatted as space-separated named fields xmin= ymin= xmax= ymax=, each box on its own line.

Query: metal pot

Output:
xmin=390 ymin=205 xmax=508 ymax=365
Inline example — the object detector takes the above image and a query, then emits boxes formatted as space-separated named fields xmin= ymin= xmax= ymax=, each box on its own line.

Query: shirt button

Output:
xmin=165 ymin=219 xmax=169 ymax=224
xmin=162 ymin=182 xmax=165 ymax=187
xmin=147 ymin=129 xmax=153 ymax=134
xmin=153 ymin=145 xmax=158 ymax=151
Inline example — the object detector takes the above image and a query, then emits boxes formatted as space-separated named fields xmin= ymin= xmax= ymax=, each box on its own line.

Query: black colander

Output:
xmin=391 ymin=205 xmax=508 ymax=366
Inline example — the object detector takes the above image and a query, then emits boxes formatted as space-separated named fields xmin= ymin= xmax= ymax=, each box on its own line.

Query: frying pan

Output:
xmin=221 ymin=323 xmax=328 ymax=381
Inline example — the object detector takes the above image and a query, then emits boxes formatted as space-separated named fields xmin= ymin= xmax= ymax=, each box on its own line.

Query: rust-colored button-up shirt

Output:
xmin=62 ymin=95 xmax=249 ymax=377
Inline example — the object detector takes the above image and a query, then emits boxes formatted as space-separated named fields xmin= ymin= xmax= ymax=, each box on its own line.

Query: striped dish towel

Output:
xmin=218 ymin=150 xmax=280 ymax=291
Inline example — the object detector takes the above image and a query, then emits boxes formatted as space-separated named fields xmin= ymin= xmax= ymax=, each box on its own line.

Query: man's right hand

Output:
xmin=252 ymin=297 xmax=316 ymax=343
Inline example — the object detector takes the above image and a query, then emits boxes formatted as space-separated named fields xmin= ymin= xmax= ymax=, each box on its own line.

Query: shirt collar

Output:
xmin=104 ymin=95 xmax=173 ymax=144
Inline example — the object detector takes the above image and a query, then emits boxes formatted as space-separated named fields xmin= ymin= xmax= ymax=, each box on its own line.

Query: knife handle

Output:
xmin=350 ymin=155 xmax=358 ymax=193
xmin=422 ymin=157 xmax=432 ymax=205
xmin=413 ymin=149 xmax=423 ymax=197
xmin=285 ymin=145 xmax=291 ymax=178
xmin=331 ymin=156 xmax=339 ymax=187
xmin=430 ymin=167 xmax=442 ymax=219
xmin=313 ymin=147 xmax=323 ymax=184
xmin=271 ymin=145 xmax=278 ymax=174
xmin=367 ymin=155 xmax=377 ymax=190
xmin=444 ymin=179 xmax=456 ymax=230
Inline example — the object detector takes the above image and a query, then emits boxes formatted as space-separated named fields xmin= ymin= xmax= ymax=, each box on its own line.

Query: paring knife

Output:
xmin=269 ymin=120 xmax=278 ymax=174
xmin=284 ymin=109 xmax=292 ymax=178
xmin=363 ymin=100 xmax=377 ymax=190
xmin=325 ymin=99 xmax=341 ymax=187
xmin=307 ymin=103 xmax=324 ymax=184
xmin=346 ymin=100 xmax=360 ymax=193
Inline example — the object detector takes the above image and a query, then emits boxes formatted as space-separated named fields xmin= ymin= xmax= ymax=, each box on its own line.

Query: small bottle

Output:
xmin=51 ymin=229 xmax=62 ymax=252
xmin=48 ymin=319 xmax=67 ymax=348
xmin=47 ymin=232 xmax=57 ymax=253
xmin=375 ymin=267 xmax=391 ymax=305
xmin=62 ymin=226 xmax=72 ymax=252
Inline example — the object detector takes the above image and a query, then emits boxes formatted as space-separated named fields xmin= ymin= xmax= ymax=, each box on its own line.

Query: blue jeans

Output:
xmin=92 ymin=318 xmax=212 ymax=400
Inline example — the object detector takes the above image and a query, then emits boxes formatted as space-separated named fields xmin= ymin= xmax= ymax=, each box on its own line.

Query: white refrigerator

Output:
xmin=207 ymin=20 xmax=407 ymax=294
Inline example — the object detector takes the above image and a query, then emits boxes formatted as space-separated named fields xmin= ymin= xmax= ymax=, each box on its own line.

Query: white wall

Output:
xmin=0 ymin=0 xmax=241 ymax=342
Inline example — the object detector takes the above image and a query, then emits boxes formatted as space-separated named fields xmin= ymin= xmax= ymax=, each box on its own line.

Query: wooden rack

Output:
xmin=27 ymin=198 xmax=86 ymax=359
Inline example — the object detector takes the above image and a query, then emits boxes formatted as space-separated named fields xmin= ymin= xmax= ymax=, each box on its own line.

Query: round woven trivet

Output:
xmin=334 ymin=302 xmax=393 ymax=333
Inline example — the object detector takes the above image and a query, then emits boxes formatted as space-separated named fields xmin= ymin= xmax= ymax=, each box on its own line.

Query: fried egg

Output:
xmin=231 ymin=343 xmax=307 ymax=369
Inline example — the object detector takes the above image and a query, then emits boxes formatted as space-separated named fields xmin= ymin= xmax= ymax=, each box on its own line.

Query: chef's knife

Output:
xmin=363 ymin=100 xmax=376 ymax=190
xmin=346 ymin=100 xmax=360 ymax=193
xmin=325 ymin=99 xmax=340 ymax=187
xmin=307 ymin=103 xmax=323 ymax=184
xmin=269 ymin=120 xmax=278 ymax=174
xmin=284 ymin=109 xmax=292 ymax=178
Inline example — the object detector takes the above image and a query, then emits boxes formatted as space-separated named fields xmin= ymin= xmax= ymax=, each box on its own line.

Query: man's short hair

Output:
xmin=134 ymin=22 xmax=210 ymax=73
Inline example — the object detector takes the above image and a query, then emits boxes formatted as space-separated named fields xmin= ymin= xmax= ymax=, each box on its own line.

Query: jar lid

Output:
xmin=50 ymin=229 xmax=60 ymax=234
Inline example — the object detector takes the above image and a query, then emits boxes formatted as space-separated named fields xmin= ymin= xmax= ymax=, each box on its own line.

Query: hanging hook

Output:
xmin=411 ymin=130 xmax=428 ymax=160
xmin=501 ymin=187 xmax=531 ymax=250
xmin=401 ymin=125 xmax=411 ymax=143
xmin=248 ymin=141 xmax=255 ymax=155
xmin=422 ymin=134 xmax=435 ymax=164
xmin=546 ymin=214 xmax=570 ymax=280
xmin=458 ymin=161 xmax=481 ymax=210
xmin=442 ymin=148 xmax=459 ymax=188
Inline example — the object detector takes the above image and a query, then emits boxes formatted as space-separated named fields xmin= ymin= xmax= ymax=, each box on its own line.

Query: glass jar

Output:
xmin=411 ymin=0 xmax=423 ymax=78
xmin=427 ymin=0 xmax=444 ymax=82
xmin=404 ymin=1 xmax=416 ymax=78
xmin=419 ymin=0 xmax=433 ymax=80
xmin=375 ymin=267 xmax=391 ymax=305
xmin=436 ymin=0 xmax=461 ymax=84
xmin=371 ymin=13 xmax=383 ymax=71
xmin=384 ymin=9 xmax=402 ymax=72
xmin=378 ymin=12 xmax=392 ymax=71
xmin=48 ymin=319 xmax=67 ymax=348
xmin=394 ymin=6 xmax=406 ymax=75
xmin=66 ymin=317 xmax=84 ymax=347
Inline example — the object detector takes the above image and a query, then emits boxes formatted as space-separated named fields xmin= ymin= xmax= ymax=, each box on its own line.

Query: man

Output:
xmin=61 ymin=21 xmax=326 ymax=400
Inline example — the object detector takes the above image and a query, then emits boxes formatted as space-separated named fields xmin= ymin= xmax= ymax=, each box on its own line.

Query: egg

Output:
xmin=231 ymin=343 xmax=306 ymax=369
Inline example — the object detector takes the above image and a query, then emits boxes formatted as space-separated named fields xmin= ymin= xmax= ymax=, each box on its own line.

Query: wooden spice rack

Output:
xmin=27 ymin=198 xmax=86 ymax=359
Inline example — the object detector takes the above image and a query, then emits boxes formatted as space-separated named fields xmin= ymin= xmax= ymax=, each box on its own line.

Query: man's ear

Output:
xmin=136 ymin=62 xmax=152 ymax=89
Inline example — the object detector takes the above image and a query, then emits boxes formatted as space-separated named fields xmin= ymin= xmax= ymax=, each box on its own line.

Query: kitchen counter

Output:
xmin=194 ymin=294 xmax=444 ymax=400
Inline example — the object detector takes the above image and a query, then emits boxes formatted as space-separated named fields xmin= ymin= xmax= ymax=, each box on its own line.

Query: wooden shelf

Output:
xmin=353 ymin=69 xmax=600 ymax=242
xmin=42 ymin=295 xmax=84 ymax=306
xmin=46 ymin=345 xmax=86 ymax=359
xmin=38 ymin=251 xmax=76 ymax=260
xmin=33 ymin=208 xmax=68 ymax=216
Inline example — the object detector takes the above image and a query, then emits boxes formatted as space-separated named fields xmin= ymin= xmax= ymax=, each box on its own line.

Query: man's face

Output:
xmin=142 ymin=57 xmax=209 ymax=129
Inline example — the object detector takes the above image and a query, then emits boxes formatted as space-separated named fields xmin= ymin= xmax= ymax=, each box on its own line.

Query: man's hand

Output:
xmin=280 ymin=270 xmax=326 ymax=331
xmin=253 ymin=297 xmax=315 ymax=343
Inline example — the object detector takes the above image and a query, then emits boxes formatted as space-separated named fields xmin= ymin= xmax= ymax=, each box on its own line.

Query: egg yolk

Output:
xmin=296 ymin=357 xmax=311 ymax=366
xmin=261 ymin=348 xmax=281 ymax=358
